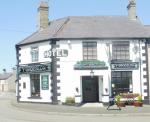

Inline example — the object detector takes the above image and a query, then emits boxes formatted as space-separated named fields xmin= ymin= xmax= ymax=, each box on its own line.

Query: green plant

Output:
xmin=65 ymin=97 xmax=75 ymax=104
xmin=115 ymin=95 xmax=121 ymax=104
xmin=137 ymin=95 xmax=142 ymax=102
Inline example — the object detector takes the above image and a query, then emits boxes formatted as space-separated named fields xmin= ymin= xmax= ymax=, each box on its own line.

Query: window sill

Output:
xmin=28 ymin=96 xmax=42 ymax=99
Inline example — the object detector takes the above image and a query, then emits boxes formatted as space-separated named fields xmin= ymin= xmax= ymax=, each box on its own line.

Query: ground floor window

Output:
xmin=30 ymin=74 xmax=40 ymax=97
xmin=111 ymin=71 xmax=132 ymax=96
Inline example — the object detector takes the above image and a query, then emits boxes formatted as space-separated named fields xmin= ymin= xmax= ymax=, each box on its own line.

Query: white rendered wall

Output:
xmin=18 ymin=41 xmax=52 ymax=102
xmin=19 ymin=41 xmax=51 ymax=64
xmin=57 ymin=39 xmax=145 ymax=103
xmin=57 ymin=40 xmax=111 ymax=103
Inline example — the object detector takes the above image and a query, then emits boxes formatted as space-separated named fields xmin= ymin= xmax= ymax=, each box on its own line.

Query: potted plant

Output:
xmin=64 ymin=97 xmax=75 ymax=106
xmin=134 ymin=95 xmax=143 ymax=107
xmin=115 ymin=95 xmax=126 ymax=107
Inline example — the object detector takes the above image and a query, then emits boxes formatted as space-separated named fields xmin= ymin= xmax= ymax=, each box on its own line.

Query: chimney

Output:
xmin=38 ymin=1 xmax=49 ymax=30
xmin=127 ymin=0 xmax=137 ymax=20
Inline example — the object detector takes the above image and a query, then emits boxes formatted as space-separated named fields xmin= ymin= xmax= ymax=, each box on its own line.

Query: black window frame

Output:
xmin=82 ymin=42 xmax=97 ymax=60
xmin=111 ymin=71 xmax=132 ymax=96
xmin=112 ymin=41 xmax=130 ymax=60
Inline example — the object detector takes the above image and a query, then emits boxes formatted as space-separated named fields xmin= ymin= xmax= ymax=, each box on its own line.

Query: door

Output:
xmin=82 ymin=76 xmax=99 ymax=102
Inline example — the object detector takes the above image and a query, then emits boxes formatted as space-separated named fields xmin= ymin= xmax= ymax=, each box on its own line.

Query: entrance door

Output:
xmin=82 ymin=76 xmax=99 ymax=102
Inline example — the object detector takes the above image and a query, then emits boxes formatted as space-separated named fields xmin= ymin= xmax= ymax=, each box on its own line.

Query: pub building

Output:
xmin=16 ymin=0 xmax=150 ymax=104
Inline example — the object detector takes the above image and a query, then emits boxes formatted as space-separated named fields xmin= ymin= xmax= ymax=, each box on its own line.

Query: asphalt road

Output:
xmin=0 ymin=92 xmax=150 ymax=122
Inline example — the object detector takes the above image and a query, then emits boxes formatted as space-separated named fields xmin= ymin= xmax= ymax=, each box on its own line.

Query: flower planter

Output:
xmin=117 ymin=102 xmax=126 ymax=107
xmin=133 ymin=101 xmax=143 ymax=107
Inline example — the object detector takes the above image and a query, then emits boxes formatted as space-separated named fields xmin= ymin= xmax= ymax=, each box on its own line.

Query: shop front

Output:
xmin=111 ymin=61 xmax=139 ymax=96
xmin=17 ymin=62 xmax=52 ymax=102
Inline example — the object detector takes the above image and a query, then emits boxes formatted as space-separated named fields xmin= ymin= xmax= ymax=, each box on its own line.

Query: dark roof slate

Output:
xmin=17 ymin=16 xmax=150 ymax=46
xmin=0 ymin=73 xmax=12 ymax=80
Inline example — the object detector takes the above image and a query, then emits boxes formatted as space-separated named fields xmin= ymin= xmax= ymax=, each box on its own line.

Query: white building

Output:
xmin=0 ymin=70 xmax=16 ymax=92
xmin=16 ymin=0 xmax=150 ymax=104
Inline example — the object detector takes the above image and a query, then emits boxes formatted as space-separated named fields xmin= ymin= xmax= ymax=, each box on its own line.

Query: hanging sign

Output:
xmin=19 ymin=63 xmax=51 ymax=74
xmin=111 ymin=62 xmax=139 ymax=70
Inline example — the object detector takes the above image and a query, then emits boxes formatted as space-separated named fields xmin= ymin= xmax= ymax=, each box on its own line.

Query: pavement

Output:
xmin=2 ymin=92 xmax=150 ymax=116
xmin=9 ymin=97 xmax=150 ymax=116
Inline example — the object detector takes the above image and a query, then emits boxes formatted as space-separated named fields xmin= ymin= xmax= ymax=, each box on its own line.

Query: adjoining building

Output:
xmin=0 ymin=69 xmax=16 ymax=92
xmin=16 ymin=0 xmax=150 ymax=104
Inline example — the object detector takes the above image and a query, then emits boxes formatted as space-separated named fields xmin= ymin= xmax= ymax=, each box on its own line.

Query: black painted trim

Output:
xmin=142 ymin=53 xmax=146 ymax=56
xmin=143 ymin=75 xmax=147 ymax=79
xmin=28 ymin=97 xmax=42 ymax=99
xmin=19 ymin=59 xmax=21 ymax=63
xmin=142 ymin=46 xmax=146 ymax=50
xmin=16 ymin=46 xmax=21 ymax=102
xmin=57 ymin=93 xmax=61 ymax=96
xmin=57 ymin=80 xmax=60 ymax=83
xmin=102 ymin=94 xmax=109 ymax=96
xmin=145 ymin=42 xmax=150 ymax=104
xmin=57 ymin=87 xmax=60 ymax=90
xmin=19 ymin=83 xmax=21 ymax=86
xmin=56 ymin=45 xmax=60 ymax=48
xmin=143 ymin=99 xmax=149 ymax=104
xmin=51 ymin=41 xmax=61 ymax=104
xmin=143 ymin=67 xmax=147 ymax=71
xmin=144 ymin=82 xmax=148 ymax=86
xmin=143 ymin=60 xmax=146 ymax=64
xmin=144 ymin=89 xmax=148 ymax=93
xmin=75 ymin=95 xmax=81 ymax=97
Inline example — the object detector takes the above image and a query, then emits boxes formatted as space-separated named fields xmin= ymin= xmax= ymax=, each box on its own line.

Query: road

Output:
xmin=0 ymin=92 xmax=150 ymax=122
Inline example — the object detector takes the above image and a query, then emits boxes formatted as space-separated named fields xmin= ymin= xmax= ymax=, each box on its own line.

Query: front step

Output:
xmin=81 ymin=103 xmax=104 ymax=108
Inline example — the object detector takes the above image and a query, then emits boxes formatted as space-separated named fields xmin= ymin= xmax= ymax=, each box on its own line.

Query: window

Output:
xmin=31 ymin=47 xmax=39 ymax=62
xmin=30 ymin=74 xmax=40 ymax=97
xmin=111 ymin=71 xmax=132 ymax=96
xmin=112 ymin=41 xmax=129 ymax=60
xmin=83 ymin=42 xmax=97 ymax=60
xmin=23 ymin=82 xmax=26 ymax=89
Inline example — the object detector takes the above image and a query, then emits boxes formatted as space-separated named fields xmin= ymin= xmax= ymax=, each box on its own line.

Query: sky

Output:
xmin=0 ymin=0 xmax=150 ymax=73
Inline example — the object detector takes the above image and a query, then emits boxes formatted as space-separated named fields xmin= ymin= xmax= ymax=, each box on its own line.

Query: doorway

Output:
xmin=82 ymin=76 xmax=99 ymax=102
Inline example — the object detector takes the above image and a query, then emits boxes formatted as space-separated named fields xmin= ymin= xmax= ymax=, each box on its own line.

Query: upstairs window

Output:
xmin=31 ymin=47 xmax=39 ymax=62
xmin=112 ymin=41 xmax=130 ymax=60
xmin=83 ymin=42 xmax=97 ymax=60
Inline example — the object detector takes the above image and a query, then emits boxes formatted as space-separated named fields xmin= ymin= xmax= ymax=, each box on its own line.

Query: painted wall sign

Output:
xmin=19 ymin=63 xmax=51 ymax=74
xmin=41 ymin=75 xmax=49 ymax=90
xmin=111 ymin=62 xmax=139 ymax=70
xmin=44 ymin=49 xmax=68 ymax=58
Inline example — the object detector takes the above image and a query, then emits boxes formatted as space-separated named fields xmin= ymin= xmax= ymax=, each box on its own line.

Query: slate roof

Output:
xmin=144 ymin=25 xmax=150 ymax=35
xmin=17 ymin=16 xmax=150 ymax=46
xmin=0 ymin=73 xmax=12 ymax=80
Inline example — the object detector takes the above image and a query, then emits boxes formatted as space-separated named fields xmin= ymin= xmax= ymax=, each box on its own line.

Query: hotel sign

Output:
xmin=19 ymin=63 xmax=51 ymax=74
xmin=111 ymin=62 xmax=139 ymax=70
xmin=44 ymin=49 xmax=68 ymax=58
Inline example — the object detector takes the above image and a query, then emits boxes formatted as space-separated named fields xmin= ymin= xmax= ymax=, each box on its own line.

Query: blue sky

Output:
xmin=0 ymin=0 xmax=150 ymax=73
